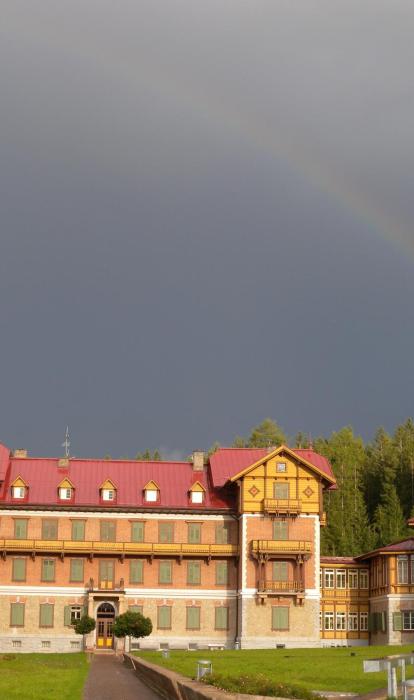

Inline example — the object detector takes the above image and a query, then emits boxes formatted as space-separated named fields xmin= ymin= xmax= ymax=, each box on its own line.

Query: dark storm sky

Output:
xmin=1 ymin=1 xmax=414 ymax=458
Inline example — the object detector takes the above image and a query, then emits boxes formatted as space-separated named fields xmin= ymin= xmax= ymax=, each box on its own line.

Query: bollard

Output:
xmin=196 ymin=659 xmax=212 ymax=680
xmin=234 ymin=641 xmax=240 ymax=650
xmin=161 ymin=649 xmax=170 ymax=659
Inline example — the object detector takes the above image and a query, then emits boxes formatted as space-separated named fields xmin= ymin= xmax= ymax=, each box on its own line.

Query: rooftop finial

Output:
xmin=62 ymin=426 xmax=71 ymax=458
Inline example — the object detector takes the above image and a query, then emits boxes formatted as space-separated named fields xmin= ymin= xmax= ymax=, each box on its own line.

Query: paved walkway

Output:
xmin=83 ymin=653 xmax=162 ymax=700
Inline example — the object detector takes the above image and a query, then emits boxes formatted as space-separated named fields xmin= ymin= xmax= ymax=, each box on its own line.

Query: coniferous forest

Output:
xmin=227 ymin=418 xmax=414 ymax=557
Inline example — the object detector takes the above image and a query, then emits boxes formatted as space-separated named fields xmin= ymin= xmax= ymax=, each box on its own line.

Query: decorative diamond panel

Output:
xmin=248 ymin=485 xmax=259 ymax=498
xmin=304 ymin=486 xmax=314 ymax=498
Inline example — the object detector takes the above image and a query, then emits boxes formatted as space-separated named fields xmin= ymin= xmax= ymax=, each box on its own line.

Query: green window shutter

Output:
xmin=10 ymin=602 xmax=24 ymax=626
xmin=381 ymin=611 xmax=387 ymax=632
xmin=12 ymin=558 xmax=26 ymax=581
xmin=159 ymin=523 xmax=173 ymax=543
xmin=187 ymin=561 xmax=201 ymax=585
xmin=64 ymin=606 xmax=72 ymax=626
xmin=215 ymin=523 xmax=230 ymax=544
xmin=158 ymin=605 xmax=171 ymax=629
xmin=274 ymin=483 xmax=289 ymax=499
xmin=42 ymin=559 xmax=55 ymax=581
xmin=130 ymin=560 xmax=143 ymax=584
xmin=273 ymin=521 xmax=288 ymax=540
xmin=129 ymin=605 xmax=143 ymax=615
xmin=42 ymin=519 xmax=58 ymax=539
xmin=186 ymin=606 xmax=200 ymax=630
xmin=83 ymin=604 xmax=89 ymax=616
xmin=393 ymin=612 xmax=402 ymax=631
xmin=14 ymin=519 xmax=28 ymax=539
xmin=40 ymin=603 xmax=54 ymax=627
xmin=188 ymin=523 xmax=201 ymax=544
xmin=71 ymin=521 xmax=85 ymax=541
xmin=159 ymin=561 xmax=172 ymax=584
xmin=215 ymin=606 xmax=229 ymax=630
xmin=70 ymin=559 xmax=84 ymax=582
xmin=131 ymin=522 xmax=144 ymax=542
xmin=273 ymin=561 xmax=288 ymax=581
xmin=272 ymin=606 xmax=289 ymax=630
xmin=216 ymin=561 xmax=228 ymax=585
xmin=101 ymin=521 xmax=116 ymax=542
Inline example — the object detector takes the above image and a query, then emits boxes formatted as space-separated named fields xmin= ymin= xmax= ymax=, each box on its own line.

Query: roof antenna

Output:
xmin=308 ymin=432 xmax=313 ymax=450
xmin=62 ymin=426 xmax=71 ymax=458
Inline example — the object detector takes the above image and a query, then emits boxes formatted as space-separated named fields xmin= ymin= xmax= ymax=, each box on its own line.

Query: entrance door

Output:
xmin=99 ymin=560 xmax=115 ymax=590
xmin=96 ymin=603 xmax=115 ymax=648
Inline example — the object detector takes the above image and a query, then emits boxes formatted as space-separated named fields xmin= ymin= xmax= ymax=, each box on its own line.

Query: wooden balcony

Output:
xmin=251 ymin=540 xmax=312 ymax=557
xmin=258 ymin=579 xmax=304 ymax=593
xmin=0 ymin=539 xmax=238 ymax=559
xmin=263 ymin=499 xmax=301 ymax=515
xmin=321 ymin=588 xmax=369 ymax=600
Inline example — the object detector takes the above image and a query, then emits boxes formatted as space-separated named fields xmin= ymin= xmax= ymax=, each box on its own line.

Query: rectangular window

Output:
xmin=39 ymin=603 xmax=54 ymax=628
xmin=216 ymin=561 xmax=229 ymax=585
xmin=130 ymin=560 xmax=144 ymax=584
xmin=273 ymin=520 xmax=288 ymax=540
xmin=159 ymin=560 xmax=172 ymax=584
xmin=348 ymin=570 xmax=358 ymax=589
xmin=215 ymin=522 xmax=231 ymax=545
xmin=157 ymin=605 xmax=171 ymax=629
xmin=273 ymin=482 xmax=289 ymax=499
xmin=187 ymin=561 xmax=201 ymax=585
xmin=360 ymin=612 xmax=368 ymax=631
xmin=131 ymin=522 xmax=144 ymax=543
xmin=12 ymin=558 xmax=26 ymax=582
xmin=159 ymin=522 xmax=174 ymax=544
xmin=324 ymin=611 xmax=334 ymax=630
xmin=324 ymin=570 xmax=334 ymax=588
xmin=276 ymin=462 xmax=287 ymax=472
xmin=71 ymin=520 xmax=85 ymax=541
xmin=129 ymin=605 xmax=143 ymax=615
xmin=70 ymin=558 xmax=84 ymax=582
xmin=99 ymin=560 xmax=115 ymax=587
xmin=359 ymin=569 xmax=369 ymax=589
xmin=14 ymin=518 xmax=28 ymax=539
xmin=348 ymin=612 xmax=358 ymax=631
xmin=186 ymin=606 xmax=200 ymax=630
xmin=336 ymin=612 xmax=346 ymax=630
xmin=100 ymin=520 xmax=116 ymax=542
xmin=273 ymin=561 xmax=288 ymax=581
xmin=42 ymin=519 xmax=58 ymax=540
xmin=336 ymin=570 xmax=346 ymax=589
xmin=215 ymin=606 xmax=229 ymax=630
xmin=65 ymin=605 xmax=82 ymax=625
xmin=403 ymin=611 xmax=414 ymax=631
xmin=398 ymin=556 xmax=409 ymax=584
xmin=272 ymin=606 xmax=289 ymax=630
xmin=10 ymin=602 xmax=25 ymax=627
xmin=41 ymin=559 xmax=56 ymax=582
xmin=188 ymin=523 xmax=201 ymax=544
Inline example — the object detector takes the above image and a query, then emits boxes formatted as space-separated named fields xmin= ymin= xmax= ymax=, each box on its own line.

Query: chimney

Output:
xmin=192 ymin=451 xmax=205 ymax=471
xmin=58 ymin=458 xmax=70 ymax=468
xmin=13 ymin=449 xmax=27 ymax=458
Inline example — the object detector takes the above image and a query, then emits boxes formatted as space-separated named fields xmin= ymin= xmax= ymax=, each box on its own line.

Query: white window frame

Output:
xmin=12 ymin=486 xmax=25 ymax=499
xmin=359 ymin=570 xmax=369 ymax=589
xmin=324 ymin=611 xmax=334 ymax=630
xmin=145 ymin=489 xmax=158 ymax=502
xmin=276 ymin=462 xmax=287 ymax=473
xmin=360 ymin=612 xmax=368 ymax=631
xmin=59 ymin=487 xmax=72 ymax=500
xmin=348 ymin=612 xmax=358 ymax=631
xmin=336 ymin=570 xmax=346 ymax=589
xmin=102 ymin=489 xmax=115 ymax=501
xmin=70 ymin=606 xmax=82 ymax=623
xmin=398 ymin=556 xmax=409 ymax=585
xmin=348 ymin=570 xmax=358 ymax=589
xmin=336 ymin=612 xmax=346 ymax=630
xmin=324 ymin=570 xmax=334 ymax=588
xmin=403 ymin=611 xmax=414 ymax=631
xmin=190 ymin=491 xmax=203 ymax=504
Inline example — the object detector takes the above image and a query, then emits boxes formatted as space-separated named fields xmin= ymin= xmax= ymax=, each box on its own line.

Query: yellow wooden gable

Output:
xmin=189 ymin=481 xmax=205 ymax=493
xmin=143 ymin=480 xmax=159 ymax=491
xmin=11 ymin=475 xmax=28 ymax=488
xmin=58 ymin=477 xmax=74 ymax=489
xmin=100 ymin=478 xmax=117 ymax=490
xmin=229 ymin=445 xmax=333 ymax=515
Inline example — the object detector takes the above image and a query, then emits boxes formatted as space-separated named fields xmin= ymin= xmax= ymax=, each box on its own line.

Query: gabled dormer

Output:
xmin=143 ymin=480 xmax=160 ymax=503
xmin=189 ymin=481 xmax=205 ymax=505
xmin=11 ymin=476 xmax=28 ymax=501
xmin=58 ymin=477 xmax=75 ymax=502
xmin=100 ymin=478 xmax=117 ymax=504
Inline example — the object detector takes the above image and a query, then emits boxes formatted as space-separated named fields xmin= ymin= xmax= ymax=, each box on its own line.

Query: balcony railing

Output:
xmin=251 ymin=540 xmax=312 ymax=556
xmin=258 ymin=579 xmax=304 ymax=594
xmin=263 ymin=499 xmax=301 ymax=515
xmin=0 ymin=539 xmax=238 ymax=558
xmin=321 ymin=588 xmax=369 ymax=599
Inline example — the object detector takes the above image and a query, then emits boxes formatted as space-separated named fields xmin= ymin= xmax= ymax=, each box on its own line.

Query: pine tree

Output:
xmin=233 ymin=418 xmax=287 ymax=448
xmin=373 ymin=483 xmax=407 ymax=546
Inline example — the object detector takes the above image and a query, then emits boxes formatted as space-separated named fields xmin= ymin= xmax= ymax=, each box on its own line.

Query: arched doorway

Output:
xmin=96 ymin=602 xmax=115 ymax=649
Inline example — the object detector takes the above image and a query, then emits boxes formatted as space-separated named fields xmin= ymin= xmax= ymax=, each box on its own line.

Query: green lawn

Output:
xmin=135 ymin=645 xmax=414 ymax=694
xmin=0 ymin=653 xmax=89 ymax=700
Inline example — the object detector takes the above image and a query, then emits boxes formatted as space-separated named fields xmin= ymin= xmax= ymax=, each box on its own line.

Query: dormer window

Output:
xmin=189 ymin=481 xmax=205 ymax=505
xmin=59 ymin=487 xmax=72 ymax=500
xmin=12 ymin=485 xmax=26 ymax=499
xmin=100 ymin=479 xmax=117 ymax=503
xmin=58 ymin=478 xmax=74 ymax=501
xmin=11 ymin=477 xmax=28 ymax=500
xmin=143 ymin=481 xmax=159 ymax=503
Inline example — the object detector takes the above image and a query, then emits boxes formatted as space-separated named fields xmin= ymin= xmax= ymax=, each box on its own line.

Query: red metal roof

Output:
xmin=320 ymin=556 xmax=360 ymax=565
xmin=0 ymin=455 xmax=234 ymax=510
xmin=209 ymin=446 xmax=335 ymax=487
xmin=0 ymin=443 xmax=10 ymax=481
xmin=357 ymin=537 xmax=414 ymax=559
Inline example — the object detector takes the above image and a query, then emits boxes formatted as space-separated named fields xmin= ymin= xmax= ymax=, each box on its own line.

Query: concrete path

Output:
xmin=83 ymin=653 xmax=162 ymax=700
